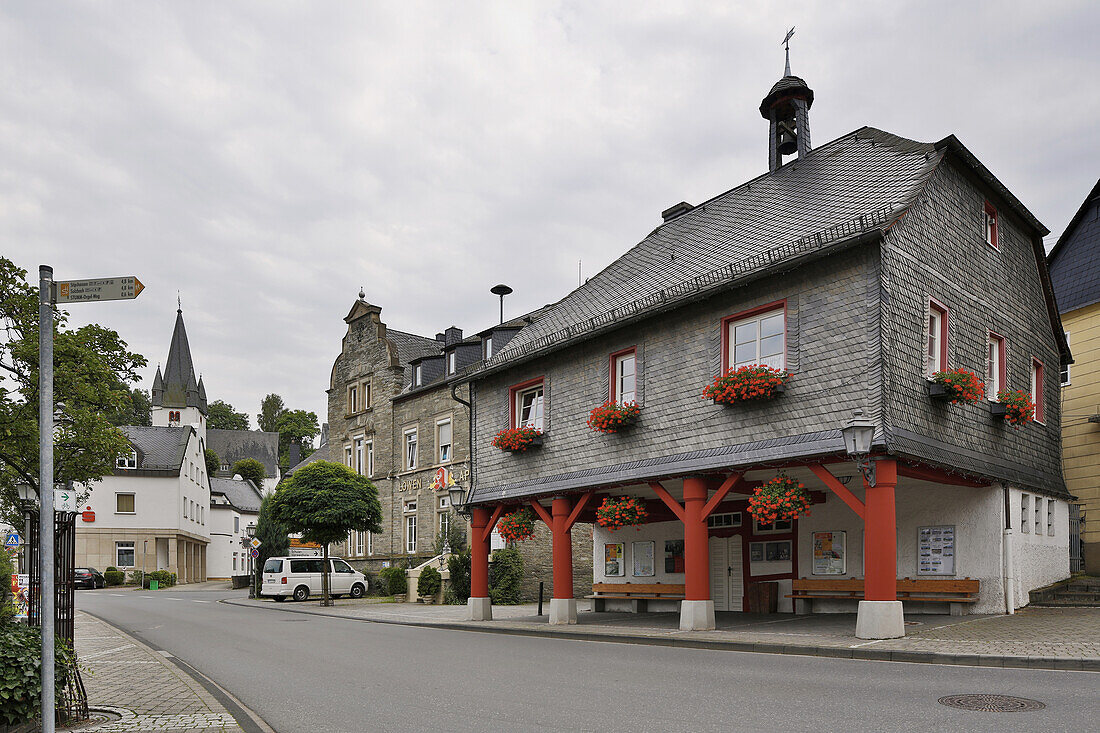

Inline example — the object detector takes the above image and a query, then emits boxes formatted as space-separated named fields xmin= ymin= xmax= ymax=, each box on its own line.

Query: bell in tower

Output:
xmin=760 ymin=27 xmax=814 ymax=172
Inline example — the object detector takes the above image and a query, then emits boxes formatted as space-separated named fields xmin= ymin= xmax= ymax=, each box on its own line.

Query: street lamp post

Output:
xmin=246 ymin=523 xmax=257 ymax=598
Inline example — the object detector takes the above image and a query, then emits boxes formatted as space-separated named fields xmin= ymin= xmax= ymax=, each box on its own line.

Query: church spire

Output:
xmin=153 ymin=308 xmax=206 ymax=415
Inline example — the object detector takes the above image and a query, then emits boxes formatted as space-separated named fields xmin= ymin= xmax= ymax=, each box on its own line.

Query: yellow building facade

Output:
xmin=1060 ymin=302 xmax=1100 ymax=569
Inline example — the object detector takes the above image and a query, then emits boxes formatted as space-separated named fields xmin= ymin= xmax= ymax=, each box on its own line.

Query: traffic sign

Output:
xmin=249 ymin=548 xmax=260 ymax=559
xmin=250 ymin=537 xmax=261 ymax=549
xmin=54 ymin=488 xmax=78 ymax=513
xmin=54 ymin=276 xmax=144 ymax=304
xmin=4 ymin=532 xmax=19 ymax=549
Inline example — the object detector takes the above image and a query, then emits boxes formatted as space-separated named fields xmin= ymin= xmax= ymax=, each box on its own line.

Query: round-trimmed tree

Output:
xmin=268 ymin=461 xmax=382 ymax=606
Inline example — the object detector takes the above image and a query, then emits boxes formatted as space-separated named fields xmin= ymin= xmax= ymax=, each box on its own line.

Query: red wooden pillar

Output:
xmin=529 ymin=492 xmax=592 ymax=624
xmin=863 ymin=458 xmax=898 ymax=602
xmin=468 ymin=504 xmax=503 ymax=621
xmin=551 ymin=496 xmax=574 ymax=601
xmin=682 ymin=477 xmax=711 ymax=603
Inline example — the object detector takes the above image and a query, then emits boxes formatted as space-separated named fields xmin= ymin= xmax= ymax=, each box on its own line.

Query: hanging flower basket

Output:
xmin=929 ymin=369 xmax=985 ymax=404
xmin=746 ymin=475 xmax=812 ymax=524
xmin=595 ymin=496 xmax=648 ymax=531
xmin=491 ymin=426 xmax=543 ymax=452
xmin=587 ymin=401 xmax=642 ymax=434
xmin=496 ymin=508 xmax=536 ymax=542
xmin=995 ymin=389 xmax=1034 ymax=428
xmin=702 ymin=365 xmax=790 ymax=404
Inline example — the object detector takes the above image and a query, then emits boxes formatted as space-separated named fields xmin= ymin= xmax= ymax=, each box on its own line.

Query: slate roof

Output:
xmin=1048 ymin=178 xmax=1100 ymax=314
xmin=478 ymin=127 xmax=941 ymax=373
xmin=388 ymin=329 xmax=444 ymax=383
xmin=210 ymin=476 xmax=262 ymax=513
xmin=207 ymin=429 xmax=280 ymax=478
xmin=152 ymin=309 xmax=207 ymax=413
xmin=120 ymin=425 xmax=192 ymax=471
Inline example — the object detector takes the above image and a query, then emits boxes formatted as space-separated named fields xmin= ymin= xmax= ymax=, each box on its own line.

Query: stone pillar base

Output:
xmin=468 ymin=597 xmax=492 ymax=621
xmin=679 ymin=600 xmax=715 ymax=631
xmin=549 ymin=598 xmax=577 ymax=625
xmin=855 ymin=600 xmax=904 ymax=639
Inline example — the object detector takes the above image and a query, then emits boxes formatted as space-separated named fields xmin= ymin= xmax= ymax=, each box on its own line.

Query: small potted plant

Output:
xmin=497 ymin=508 xmax=536 ymax=542
xmin=491 ymin=426 xmax=543 ymax=452
xmin=929 ymin=369 xmax=985 ymax=404
xmin=587 ymin=401 xmax=642 ymax=434
xmin=994 ymin=389 xmax=1034 ymax=428
xmin=702 ymin=364 xmax=790 ymax=405
xmin=747 ymin=475 xmax=812 ymax=524
xmin=595 ymin=496 xmax=648 ymax=530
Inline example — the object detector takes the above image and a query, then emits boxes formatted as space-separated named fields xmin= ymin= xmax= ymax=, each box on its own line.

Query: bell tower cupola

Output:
xmin=760 ymin=27 xmax=814 ymax=172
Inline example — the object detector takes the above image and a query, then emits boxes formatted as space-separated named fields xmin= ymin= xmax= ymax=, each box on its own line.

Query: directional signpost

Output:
xmin=37 ymin=266 xmax=144 ymax=733
xmin=53 ymin=488 xmax=77 ymax=513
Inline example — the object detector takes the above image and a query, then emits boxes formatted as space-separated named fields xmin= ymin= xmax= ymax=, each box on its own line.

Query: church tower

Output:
xmin=759 ymin=29 xmax=814 ymax=172
xmin=151 ymin=307 xmax=208 ymax=442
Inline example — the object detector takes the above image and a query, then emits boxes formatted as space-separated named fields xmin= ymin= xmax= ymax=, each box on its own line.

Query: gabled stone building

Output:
xmin=459 ymin=60 xmax=1071 ymax=636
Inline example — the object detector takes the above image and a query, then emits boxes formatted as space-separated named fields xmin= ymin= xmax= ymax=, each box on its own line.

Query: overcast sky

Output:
xmin=3 ymin=1 xmax=1097 ymax=429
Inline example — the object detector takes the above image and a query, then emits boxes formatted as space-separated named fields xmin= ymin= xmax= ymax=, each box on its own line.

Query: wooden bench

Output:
xmin=787 ymin=577 xmax=980 ymax=616
xmin=587 ymin=583 xmax=686 ymax=613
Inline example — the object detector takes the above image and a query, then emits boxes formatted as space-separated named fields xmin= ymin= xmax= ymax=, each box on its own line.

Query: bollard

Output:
xmin=538 ymin=581 xmax=544 ymax=616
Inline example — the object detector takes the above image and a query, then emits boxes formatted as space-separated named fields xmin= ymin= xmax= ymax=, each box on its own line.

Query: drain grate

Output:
xmin=62 ymin=708 xmax=122 ymax=729
xmin=938 ymin=694 xmax=1046 ymax=712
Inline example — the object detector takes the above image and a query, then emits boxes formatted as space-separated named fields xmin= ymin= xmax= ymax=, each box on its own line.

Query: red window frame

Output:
xmin=508 ymin=376 xmax=545 ymax=430
xmin=926 ymin=298 xmax=949 ymax=376
xmin=987 ymin=331 xmax=1006 ymax=399
xmin=984 ymin=201 xmax=999 ymax=250
xmin=1031 ymin=358 xmax=1045 ymax=423
xmin=720 ymin=299 xmax=788 ymax=374
xmin=608 ymin=347 xmax=637 ymax=403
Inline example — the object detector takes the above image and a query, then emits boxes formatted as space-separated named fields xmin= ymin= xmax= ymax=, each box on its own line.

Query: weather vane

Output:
xmin=782 ymin=26 xmax=795 ymax=76
xmin=177 ymin=291 xmax=181 ymax=312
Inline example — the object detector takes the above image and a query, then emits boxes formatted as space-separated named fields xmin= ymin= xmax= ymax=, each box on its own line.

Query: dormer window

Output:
xmin=484 ymin=336 xmax=493 ymax=359
xmin=447 ymin=352 xmax=456 ymax=375
xmin=116 ymin=450 xmax=138 ymax=470
xmin=414 ymin=364 xmax=423 ymax=387
xmin=984 ymin=202 xmax=999 ymax=249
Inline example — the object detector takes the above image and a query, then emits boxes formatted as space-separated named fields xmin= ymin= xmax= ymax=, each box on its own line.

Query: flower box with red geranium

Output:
xmin=595 ymin=496 xmax=648 ymax=531
xmin=702 ymin=365 xmax=789 ymax=405
xmin=929 ymin=369 xmax=985 ymax=404
xmin=994 ymin=389 xmax=1034 ymax=427
xmin=747 ymin=475 xmax=812 ymax=524
xmin=496 ymin=508 xmax=536 ymax=543
xmin=587 ymin=401 xmax=641 ymax=434
xmin=491 ymin=426 xmax=543 ymax=452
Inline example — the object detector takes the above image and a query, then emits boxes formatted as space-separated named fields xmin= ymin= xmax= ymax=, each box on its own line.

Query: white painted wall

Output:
xmin=1007 ymin=488 xmax=1070 ymax=609
xmin=208 ymin=504 xmax=251 ymax=579
xmin=592 ymin=520 xmax=684 ymax=613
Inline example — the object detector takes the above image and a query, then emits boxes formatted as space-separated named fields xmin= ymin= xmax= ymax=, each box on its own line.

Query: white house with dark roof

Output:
xmin=208 ymin=476 xmax=264 ymax=580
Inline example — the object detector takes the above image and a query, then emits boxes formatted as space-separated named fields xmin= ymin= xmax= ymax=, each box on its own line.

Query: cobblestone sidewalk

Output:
xmin=71 ymin=612 xmax=244 ymax=732
xmin=229 ymin=596 xmax=1100 ymax=669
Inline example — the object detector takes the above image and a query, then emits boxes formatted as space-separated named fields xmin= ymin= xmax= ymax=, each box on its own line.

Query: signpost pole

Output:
xmin=39 ymin=265 xmax=56 ymax=733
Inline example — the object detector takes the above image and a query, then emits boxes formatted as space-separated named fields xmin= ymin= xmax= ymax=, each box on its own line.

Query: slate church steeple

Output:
xmin=151 ymin=306 xmax=208 ymax=439
xmin=760 ymin=28 xmax=814 ymax=172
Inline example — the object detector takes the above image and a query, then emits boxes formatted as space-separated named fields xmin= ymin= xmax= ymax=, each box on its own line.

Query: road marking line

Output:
xmin=157 ymin=650 xmax=174 ymax=658
xmin=191 ymin=599 xmax=210 ymax=603
xmin=109 ymin=593 xmax=126 ymax=597
xmin=850 ymin=639 xmax=885 ymax=648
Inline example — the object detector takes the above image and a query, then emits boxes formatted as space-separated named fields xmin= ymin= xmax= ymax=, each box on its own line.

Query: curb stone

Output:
xmin=219 ymin=598 xmax=1099 ymax=672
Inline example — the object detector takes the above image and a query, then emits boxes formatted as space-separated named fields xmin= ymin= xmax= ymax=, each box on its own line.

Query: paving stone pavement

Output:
xmin=230 ymin=596 xmax=1100 ymax=667
xmin=71 ymin=612 xmax=243 ymax=732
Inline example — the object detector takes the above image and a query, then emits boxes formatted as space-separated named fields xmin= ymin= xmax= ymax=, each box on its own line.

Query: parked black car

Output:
xmin=74 ymin=567 xmax=106 ymax=589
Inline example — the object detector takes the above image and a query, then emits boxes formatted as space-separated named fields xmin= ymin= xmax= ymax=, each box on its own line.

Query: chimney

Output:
xmin=435 ymin=333 xmax=446 ymax=342
xmin=661 ymin=201 xmax=694 ymax=223
xmin=444 ymin=326 xmax=463 ymax=345
xmin=289 ymin=441 xmax=301 ymax=468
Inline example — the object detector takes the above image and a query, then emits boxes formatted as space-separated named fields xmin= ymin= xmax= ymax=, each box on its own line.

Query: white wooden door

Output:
xmin=709 ymin=536 xmax=745 ymax=612
xmin=710 ymin=536 xmax=730 ymax=611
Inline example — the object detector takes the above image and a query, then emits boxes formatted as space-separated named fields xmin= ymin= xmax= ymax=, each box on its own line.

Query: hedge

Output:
xmin=0 ymin=624 xmax=74 ymax=727
xmin=378 ymin=566 xmax=407 ymax=596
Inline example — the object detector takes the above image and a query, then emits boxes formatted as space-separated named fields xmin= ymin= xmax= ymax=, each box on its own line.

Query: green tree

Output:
xmin=257 ymin=393 xmax=285 ymax=433
xmin=204 ymin=448 xmax=219 ymax=478
xmin=230 ymin=458 xmax=266 ymax=488
xmin=106 ymin=388 xmax=151 ymax=427
xmin=0 ymin=258 xmax=145 ymax=526
xmin=207 ymin=399 xmax=249 ymax=430
xmin=275 ymin=409 xmax=319 ymax=463
xmin=268 ymin=461 xmax=382 ymax=606
xmin=254 ymin=493 xmax=290 ymax=595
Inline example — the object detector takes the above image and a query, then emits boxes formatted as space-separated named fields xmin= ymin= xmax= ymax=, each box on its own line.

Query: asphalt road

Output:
xmin=78 ymin=589 xmax=1098 ymax=733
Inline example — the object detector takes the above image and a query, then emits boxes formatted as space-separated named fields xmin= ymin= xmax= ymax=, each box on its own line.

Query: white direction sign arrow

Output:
xmin=53 ymin=489 xmax=78 ymax=513
xmin=55 ymin=276 xmax=144 ymax=304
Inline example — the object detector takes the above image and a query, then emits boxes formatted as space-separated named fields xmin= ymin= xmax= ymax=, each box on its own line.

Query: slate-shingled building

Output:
xmin=459 ymin=62 xmax=1070 ymax=637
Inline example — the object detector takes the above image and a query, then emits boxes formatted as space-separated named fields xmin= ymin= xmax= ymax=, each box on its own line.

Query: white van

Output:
xmin=261 ymin=556 xmax=367 ymax=602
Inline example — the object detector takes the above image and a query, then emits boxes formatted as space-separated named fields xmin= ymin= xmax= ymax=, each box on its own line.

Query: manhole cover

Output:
xmin=938 ymin=694 xmax=1046 ymax=712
